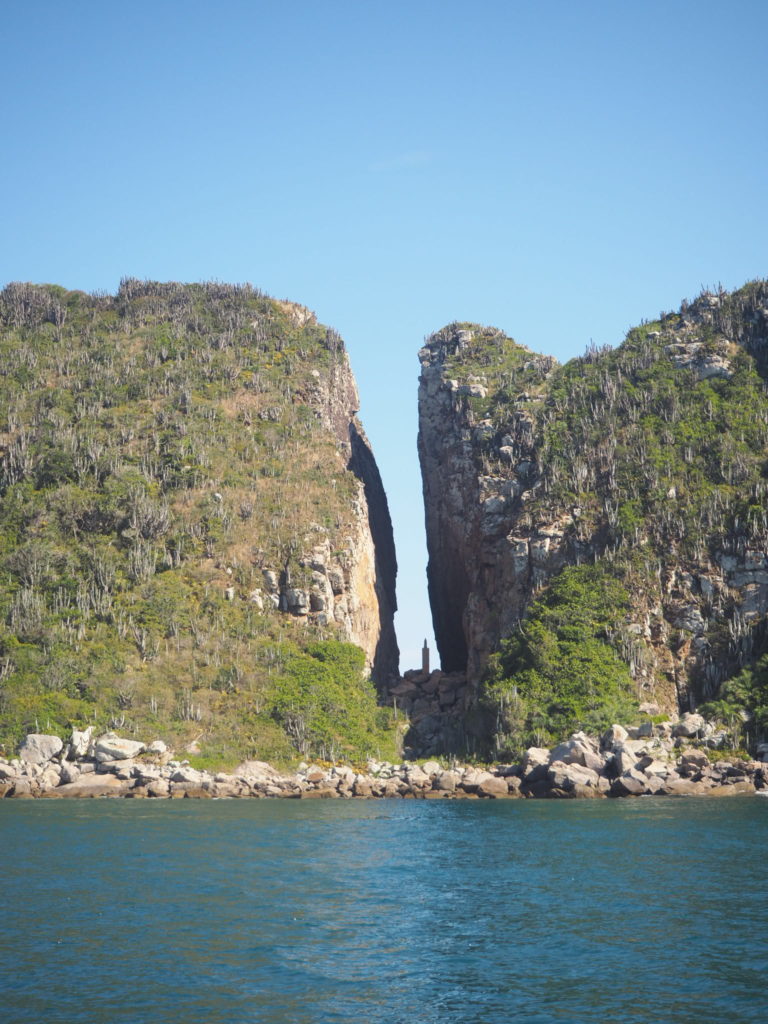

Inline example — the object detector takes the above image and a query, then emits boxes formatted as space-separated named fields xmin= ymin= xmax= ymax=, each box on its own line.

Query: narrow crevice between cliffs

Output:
xmin=348 ymin=421 xmax=400 ymax=687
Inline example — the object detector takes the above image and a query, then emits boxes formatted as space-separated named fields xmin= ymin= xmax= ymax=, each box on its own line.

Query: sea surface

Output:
xmin=1 ymin=797 xmax=767 ymax=1024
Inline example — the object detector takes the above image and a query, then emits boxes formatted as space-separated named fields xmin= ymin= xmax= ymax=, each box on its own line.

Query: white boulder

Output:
xmin=93 ymin=733 xmax=146 ymax=762
xmin=19 ymin=734 xmax=63 ymax=765
xmin=69 ymin=726 xmax=94 ymax=758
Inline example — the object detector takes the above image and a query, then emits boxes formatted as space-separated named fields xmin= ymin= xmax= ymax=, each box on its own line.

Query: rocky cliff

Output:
xmin=0 ymin=279 xmax=399 ymax=762
xmin=418 ymin=281 xmax=768 ymax=754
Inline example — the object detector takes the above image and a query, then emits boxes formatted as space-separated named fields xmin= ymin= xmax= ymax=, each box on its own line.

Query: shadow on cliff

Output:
xmin=348 ymin=421 xmax=400 ymax=687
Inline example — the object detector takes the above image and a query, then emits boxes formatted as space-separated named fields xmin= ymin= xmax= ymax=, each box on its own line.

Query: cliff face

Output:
xmin=0 ymin=280 xmax=398 ymax=760
xmin=418 ymin=282 xmax=768 ymax=747
xmin=285 ymin=329 xmax=399 ymax=683
xmin=419 ymin=326 xmax=557 ymax=682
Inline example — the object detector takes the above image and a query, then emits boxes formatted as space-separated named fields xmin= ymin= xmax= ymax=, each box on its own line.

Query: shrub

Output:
xmin=482 ymin=564 xmax=638 ymax=756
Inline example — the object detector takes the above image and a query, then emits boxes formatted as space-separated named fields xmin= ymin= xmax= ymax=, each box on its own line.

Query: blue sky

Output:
xmin=3 ymin=0 xmax=767 ymax=668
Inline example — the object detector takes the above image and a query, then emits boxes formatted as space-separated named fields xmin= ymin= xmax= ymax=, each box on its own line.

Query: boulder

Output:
xmin=46 ymin=773 xmax=129 ymax=798
xmin=0 ymin=762 xmax=19 ymax=781
xmin=582 ymin=749 xmax=607 ymax=773
xmin=147 ymin=740 xmax=167 ymax=755
xmin=59 ymin=763 xmax=81 ymax=785
xmin=571 ymin=730 xmax=599 ymax=750
xmin=19 ymin=734 xmax=63 ymax=765
xmin=146 ymin=779 xmax=170 ymax=798
xmin=435 ymin=770 xmax=459 ymax=793
xmin=521 ymin=747 xmax=550 ymax=779
xmin=679 ymin=748 xmax=709 ymax=769
xmin=549 ymin=738 xmax=590 ymax=766
xmin=9 ymin=779 xmax=34 ymax=798
xmin=709 ymin=780 xmax=756 ymax=797
xmin=421 ymin=760 xmax=442 ymax=776
xmin=211 ymin=782 xmax=245 ymax=798
xmin=93 ymin=733 xmax=146 ymax=762
xmin=96 ymin=757 xmax=134 ymax=775
xmin=236 ymin=760 xmax=282 ymax=784
xmin=572 ymin=784 xmax=605 ymax=799
xmin=39 ymin=765 xmax=61 ymax=790
xmin=601 ymin=724 xmax=628 ymax=751
xmin=406 ymin=766 xmax=430 ymax=788
xmin=170 ymin=766 xmax=204 ymax=786
xmin=173 ymin=785 xmax=212 ymax=798
xmin=610 ymin=770 xmax=648 ymax=797
xmin=461 ymin=769 xmax=493 ymax=793
xmin=477 ymin=775 xmax=509 ymax=799
xmin=174 ymin=782 xmax=208 ymax=797
xmin=623 ymin=738 xmax=652 ymax=755
xmin=640 ymin=758 xmax=671 ymax=778
xmin=673 ymin=713 xmax=705 ymax=738
xmin=69 ymin=726 xmax=94 ymax=759
xmin=663 ymin=778 xmax=709 ymax=796
xmin=548 ymin=761 xmax=599 ymax=791
xmin=615 ymin=745 xmax=638 ymax=774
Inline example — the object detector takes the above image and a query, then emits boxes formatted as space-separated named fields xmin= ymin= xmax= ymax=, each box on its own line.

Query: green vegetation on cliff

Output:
xmin=483 ymin=564 xmax=638 ymax=756
xmin=700 ymin=656 xmax=768 ymax=752
xmin=0 ymin=280 xmax=399 ymax=764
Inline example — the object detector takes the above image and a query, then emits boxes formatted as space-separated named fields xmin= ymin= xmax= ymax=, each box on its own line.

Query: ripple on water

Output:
xmin=1 ymin=797 xmax=767 ymax=1024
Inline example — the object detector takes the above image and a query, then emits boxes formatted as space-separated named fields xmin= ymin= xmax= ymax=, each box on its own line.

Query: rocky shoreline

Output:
xmin=2 ymin=713 xmax=767 ymax=801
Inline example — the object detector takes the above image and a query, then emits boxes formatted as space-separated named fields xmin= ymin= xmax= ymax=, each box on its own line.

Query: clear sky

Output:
xmin=3 ymin=0 xmax=767 ymax=669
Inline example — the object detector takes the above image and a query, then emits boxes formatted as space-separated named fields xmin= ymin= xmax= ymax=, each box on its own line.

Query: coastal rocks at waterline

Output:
xmin=1 ymin=723 xmax=767 ymax=801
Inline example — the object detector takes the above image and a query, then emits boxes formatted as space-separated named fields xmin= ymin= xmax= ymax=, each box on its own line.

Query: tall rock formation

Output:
xmin=418 ymin=282 xmax=768 ymax=748
xmin=0 ymin=280 xmax=398 ymax=759
xmin=419 ymin=325 xmax=557 ymax=682
xmin=301 ymin=328 xmax=398 ymax=682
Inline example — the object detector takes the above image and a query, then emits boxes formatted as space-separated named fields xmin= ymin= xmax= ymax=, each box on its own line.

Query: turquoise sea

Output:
xmin=1 ymin=797 xmax=767 ymax=1024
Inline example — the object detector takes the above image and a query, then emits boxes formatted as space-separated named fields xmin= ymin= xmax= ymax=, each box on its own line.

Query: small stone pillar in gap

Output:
xmin=421 ymin=639 xmax=430 ymax=675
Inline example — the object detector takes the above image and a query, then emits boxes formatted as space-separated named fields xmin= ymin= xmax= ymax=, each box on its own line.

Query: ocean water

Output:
xmin=1 ymin=797 xmax=767 ymax=1024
